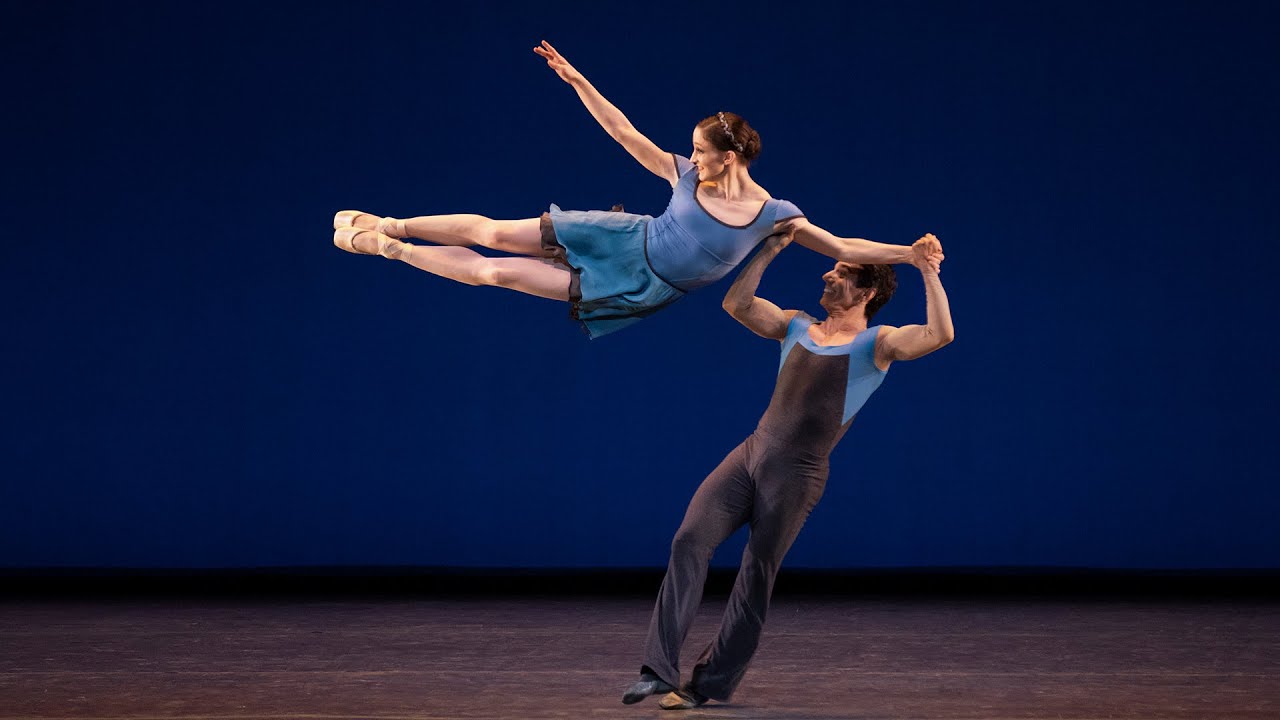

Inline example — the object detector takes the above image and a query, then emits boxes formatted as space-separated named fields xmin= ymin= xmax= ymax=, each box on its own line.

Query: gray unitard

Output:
xmin=642 ymin=314 xmax=887 ymax=700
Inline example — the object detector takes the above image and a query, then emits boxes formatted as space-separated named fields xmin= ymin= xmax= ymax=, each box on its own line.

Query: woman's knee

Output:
xmin=474 ymin=261 xmax=517 ymax=288
xmin=473 ymin=218 xmax=504 ymax=248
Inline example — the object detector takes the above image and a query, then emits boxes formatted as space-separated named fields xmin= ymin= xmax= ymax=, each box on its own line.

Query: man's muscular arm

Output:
xmin=723 ymin=229 xmax=799 ymax=340
xmin=876 ymin=233 xmax=954 ymax=368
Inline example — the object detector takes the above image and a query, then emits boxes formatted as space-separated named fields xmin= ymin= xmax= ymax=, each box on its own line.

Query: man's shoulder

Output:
xmin=871 ymin=324 xmax=900 ymax=342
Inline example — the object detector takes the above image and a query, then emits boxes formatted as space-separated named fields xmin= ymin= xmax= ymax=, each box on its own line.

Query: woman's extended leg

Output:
xmin=343 ymin=230 xmax=570 ymax=301
xmin=341 ymin=212 xmax=545 ymax=257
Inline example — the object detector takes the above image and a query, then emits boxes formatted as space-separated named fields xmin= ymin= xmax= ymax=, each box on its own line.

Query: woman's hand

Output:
xmin=533 ymin=40 xmax=585 ymax=85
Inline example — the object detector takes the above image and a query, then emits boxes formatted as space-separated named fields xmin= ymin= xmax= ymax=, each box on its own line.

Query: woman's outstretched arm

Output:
xmin=788 ymin=217 xmax=940 ymax=265
xmin=534 ymin=40 xmax=679 ymax=186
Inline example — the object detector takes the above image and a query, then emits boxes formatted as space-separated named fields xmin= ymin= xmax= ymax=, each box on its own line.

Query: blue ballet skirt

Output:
xmin=540 ymin=204 xmax=686 ymax=339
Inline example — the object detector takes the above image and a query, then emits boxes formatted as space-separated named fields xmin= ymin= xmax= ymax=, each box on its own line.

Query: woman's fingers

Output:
xmin=533 ymin=48 xmax=561 ymax=72
xmin=538 ymin=40 xmax=561 ymax=61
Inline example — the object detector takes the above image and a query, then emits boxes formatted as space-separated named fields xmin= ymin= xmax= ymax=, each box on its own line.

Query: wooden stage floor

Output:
xmin=1 ymin=594 xmax=1277 ymax=719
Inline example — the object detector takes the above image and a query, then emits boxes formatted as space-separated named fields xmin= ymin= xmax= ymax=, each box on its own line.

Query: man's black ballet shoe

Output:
xmin=621 ymin=674 xmax=676 ymax=704
xmin=658 ymin=688 xmax=708 ymax=710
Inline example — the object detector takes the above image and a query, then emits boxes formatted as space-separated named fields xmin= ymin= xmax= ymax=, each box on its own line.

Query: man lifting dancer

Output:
xmin=623 ymin=230 xmax=954 ymax=709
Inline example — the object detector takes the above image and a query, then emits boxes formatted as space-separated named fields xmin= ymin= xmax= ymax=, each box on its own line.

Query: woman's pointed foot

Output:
xmin=333 ymin=227 xmax=407 ymax=259
xmin=333 ymin=210 xmax=407 ymax=238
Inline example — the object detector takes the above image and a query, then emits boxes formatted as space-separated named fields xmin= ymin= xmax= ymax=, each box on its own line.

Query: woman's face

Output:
xmin=690 ymin=126 xmax=730 ymax=181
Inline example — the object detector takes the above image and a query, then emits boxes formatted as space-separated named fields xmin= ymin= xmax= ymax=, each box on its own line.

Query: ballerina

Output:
xmin=334 ymin=40 xmax=938 ymax=338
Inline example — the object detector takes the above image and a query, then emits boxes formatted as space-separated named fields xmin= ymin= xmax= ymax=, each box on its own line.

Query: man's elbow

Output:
xmin=920 ymin=325 xmax=955 ymax=351
xmin=722 ymin=296 xmax=750 ymax=316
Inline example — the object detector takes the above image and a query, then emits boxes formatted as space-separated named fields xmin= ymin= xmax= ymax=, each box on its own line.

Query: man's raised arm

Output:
xmin=876 ymin=233 xmax=955 ymax=365
xmin=722 ymin=230 xmax=799 ymax=340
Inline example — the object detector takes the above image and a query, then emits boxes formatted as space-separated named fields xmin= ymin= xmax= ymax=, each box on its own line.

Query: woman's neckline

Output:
xmin=693 ymin=179 xmax=771 ymax=229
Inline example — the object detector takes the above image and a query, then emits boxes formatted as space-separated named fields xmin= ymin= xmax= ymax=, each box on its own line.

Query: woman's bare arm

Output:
xmin=788 ymin=217 xmax=940 ymax=265
xmin=534 ymin=40 xmax=678 ymax=186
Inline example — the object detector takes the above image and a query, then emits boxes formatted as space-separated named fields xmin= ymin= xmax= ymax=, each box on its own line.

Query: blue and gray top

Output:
xmin=755 ymin=313 xmax=888 ymax=455
xmin=646 ymin=155 xmax=804 ymax=291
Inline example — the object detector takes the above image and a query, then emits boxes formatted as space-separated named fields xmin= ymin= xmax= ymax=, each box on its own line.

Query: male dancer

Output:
xmin=622 ymin=230 xmax=953 ymax=709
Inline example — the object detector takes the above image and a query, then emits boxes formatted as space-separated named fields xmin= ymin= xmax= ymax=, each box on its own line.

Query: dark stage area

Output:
xmin=7 ymin=567 xmax=1280 ymax=597
xmin=3 ymin=576 xmax=1277 ymax=719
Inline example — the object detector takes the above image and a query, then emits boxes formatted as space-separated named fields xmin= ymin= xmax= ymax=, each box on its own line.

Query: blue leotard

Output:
xmin=544 ymin=155 xmax=806 ymax=338
xmin=645 ymin=155 xmax=804 ymax=291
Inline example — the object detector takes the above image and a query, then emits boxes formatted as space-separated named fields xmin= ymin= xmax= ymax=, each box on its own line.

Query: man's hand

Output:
xmin=911 ymin=233 xmax=944 ymax=274
xmin=911 ymin=232 xmax=942 ymax=267
xmin=763 ymin=221 xmax=798 ymax=255
xmin=533 ymin=40 xmax=585 ymax=85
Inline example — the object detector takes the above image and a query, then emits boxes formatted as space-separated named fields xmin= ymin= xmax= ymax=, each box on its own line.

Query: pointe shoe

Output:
xmin=658 ymin=689 xmax=708 ymax=710
xmin=621 ymin=673 xmax=676 ymax=705
xmin=333 ymin=227 xmax=404 ymax=259
xmin=333 ymin=210 xmax=406 ymax=238
xmin=332 ymin=209 xmax=369 ymax=229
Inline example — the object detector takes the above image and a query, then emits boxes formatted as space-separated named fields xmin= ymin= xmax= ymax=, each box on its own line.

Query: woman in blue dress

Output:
xmin=334 ymin=41 xmax=939 ymax=338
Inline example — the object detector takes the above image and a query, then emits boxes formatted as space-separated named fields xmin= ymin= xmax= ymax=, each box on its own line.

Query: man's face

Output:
xmin=819 ymin=261 xmax=871 ymax=311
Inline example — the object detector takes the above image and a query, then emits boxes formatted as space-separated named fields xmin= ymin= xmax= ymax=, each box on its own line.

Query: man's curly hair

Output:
xmin=856 ymin=264 xmax=897 ymax=320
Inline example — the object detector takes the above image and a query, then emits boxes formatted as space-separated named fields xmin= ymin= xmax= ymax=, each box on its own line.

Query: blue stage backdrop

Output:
xmin=1 ymin=0 xmax=1277 ymax=570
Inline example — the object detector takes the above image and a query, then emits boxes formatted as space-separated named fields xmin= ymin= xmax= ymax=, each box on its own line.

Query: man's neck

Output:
xmin=814 ymin=307 xmax=868 ymax=339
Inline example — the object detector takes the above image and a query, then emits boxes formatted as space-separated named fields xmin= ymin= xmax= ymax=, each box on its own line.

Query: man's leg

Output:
xmin=627 ymin=441 xmax=755 ymax=701
xmin=686 ymin=457 xmax=828 ymax=701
